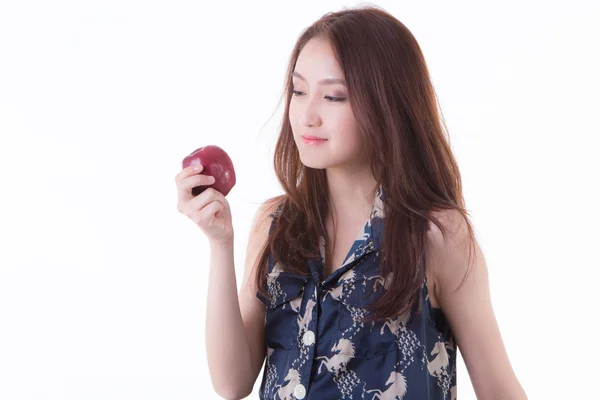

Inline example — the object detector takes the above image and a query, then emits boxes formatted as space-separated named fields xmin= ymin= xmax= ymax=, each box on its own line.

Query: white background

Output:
xmin=1 ymin=1 xmax=598 ymax=399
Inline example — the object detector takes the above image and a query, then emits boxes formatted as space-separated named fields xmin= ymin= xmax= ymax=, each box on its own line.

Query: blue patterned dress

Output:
xmin=256 ymin=185 xmax=457 ymax=399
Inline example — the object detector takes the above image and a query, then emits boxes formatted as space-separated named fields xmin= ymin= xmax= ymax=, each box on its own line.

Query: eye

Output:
xmin=325 ymin=96 xmax=347 ymax=102
xmin=291 ymin=89 xmax=347 ymax=103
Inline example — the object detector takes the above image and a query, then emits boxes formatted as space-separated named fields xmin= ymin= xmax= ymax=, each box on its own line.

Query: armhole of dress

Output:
xmin=422 ymin=275 xmax=441 ymax=331
xmin=256 ymin=202 xmax=282 ymax=304
xmin=265 ymin=202 xmax=283 ymax=274
xmin=422 ymin=275 xmax=454 ymax=339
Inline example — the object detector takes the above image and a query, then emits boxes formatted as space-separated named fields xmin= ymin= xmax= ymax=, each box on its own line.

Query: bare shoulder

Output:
xmin=252 ymin=196 xmax=284 ymax=234
xmin=241 ymin=195 xmax=285 ymax=294
xmin=426 ymin=208 xmax=468 ymax=239
xmin=425 ymin=209 xmax=472 ymax=306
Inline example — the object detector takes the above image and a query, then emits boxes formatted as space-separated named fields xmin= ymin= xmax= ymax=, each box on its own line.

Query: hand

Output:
xmin=175 ymin=164 xmax=233 ymax=244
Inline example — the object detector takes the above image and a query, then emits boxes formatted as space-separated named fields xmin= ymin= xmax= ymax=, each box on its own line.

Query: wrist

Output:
xmin=209 ymin=235 xmax=233 ymax=249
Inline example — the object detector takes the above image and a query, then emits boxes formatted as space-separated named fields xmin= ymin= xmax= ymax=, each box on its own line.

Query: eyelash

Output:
xmin=290 ymin=89 xmax=347 ymax=102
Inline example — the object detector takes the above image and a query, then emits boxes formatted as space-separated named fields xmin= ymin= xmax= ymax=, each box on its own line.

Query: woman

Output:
xmin=175 ymin=5 xmax=527 ymax=400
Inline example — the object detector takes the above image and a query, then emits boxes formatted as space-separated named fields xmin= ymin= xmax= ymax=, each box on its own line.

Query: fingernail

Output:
xmin=193 ymin=165 xmax=201 ymax=171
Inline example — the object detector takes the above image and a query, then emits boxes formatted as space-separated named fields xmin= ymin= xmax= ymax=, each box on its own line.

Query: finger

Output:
xmin=214 ymin=201 xmax=225 ymax=218
xmin=177 ymin=175 xmax=215 ymax=204
xmin=183 ymin=187 xmax=221 ymax=216
xmin=175 ymin=164 xmax=204 ymax=183
xmin=180 ymin=174 xmax=216 ymax=191
xmin=189 ymin=200 xmax=223 ymax=227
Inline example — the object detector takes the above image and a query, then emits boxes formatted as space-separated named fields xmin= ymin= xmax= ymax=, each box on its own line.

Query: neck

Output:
xmin=325 ymin=167 xmax=378 ymax=223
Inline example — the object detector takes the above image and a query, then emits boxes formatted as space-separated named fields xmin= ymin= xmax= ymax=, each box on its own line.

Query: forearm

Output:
xmin=205 ymin=237 xmax=253 ymax=398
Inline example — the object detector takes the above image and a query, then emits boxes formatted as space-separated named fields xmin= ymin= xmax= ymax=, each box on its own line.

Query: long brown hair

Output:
xmin=254 ymin=5 xmax=477 ymax=324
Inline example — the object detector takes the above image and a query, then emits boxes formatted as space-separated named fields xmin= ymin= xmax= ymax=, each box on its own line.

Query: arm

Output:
xmin=206 ymin=200 xmax=276 ymax=399
xmin=427 ymin=210 xmax=528 ymax=400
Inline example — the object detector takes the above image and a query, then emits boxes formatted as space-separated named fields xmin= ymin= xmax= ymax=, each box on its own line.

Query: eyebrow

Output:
xmin=292 ymin=71 xmax=346 ymax=86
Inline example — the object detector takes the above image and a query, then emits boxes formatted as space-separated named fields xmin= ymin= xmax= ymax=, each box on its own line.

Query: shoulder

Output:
xmin=426 ymin=208 xmax=467 ymax=236
xmin=425 ymin=209 xmax=476 ymax=297
xmin=251 ymin=195 xmax=286 ymax=233
xmin=243 ymin=196 xmax=286 ymax=289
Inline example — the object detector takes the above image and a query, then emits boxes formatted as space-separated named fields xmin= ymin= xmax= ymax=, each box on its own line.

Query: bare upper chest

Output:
xmin=322 ymin=213 xmax=371 ymax=280
xmin=324 ymin=231 xmax=359 ymax=278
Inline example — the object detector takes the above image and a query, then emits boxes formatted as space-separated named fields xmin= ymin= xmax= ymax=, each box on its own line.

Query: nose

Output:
xmin=298 ymin=98 xmax=322 ymax=128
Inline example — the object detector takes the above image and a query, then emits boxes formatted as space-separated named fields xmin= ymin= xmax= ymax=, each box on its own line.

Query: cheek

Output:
xmin=332 ymin=115 xmax=361 ymax=145
xmin=288 ymin=110 xmax=302 ymax=138
xmin=335 ymin=136 xmax=362 ymax=157
xmin=333 ymin=124 xmax=364 ymax=159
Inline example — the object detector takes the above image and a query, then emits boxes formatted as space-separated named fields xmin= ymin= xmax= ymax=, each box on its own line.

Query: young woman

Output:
xmin=175 ymin=6 xmax=527 ymax=400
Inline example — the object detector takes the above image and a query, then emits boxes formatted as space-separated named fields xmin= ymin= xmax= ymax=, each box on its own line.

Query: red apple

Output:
xmin=181 ymin=145 xmax=236 ymax=197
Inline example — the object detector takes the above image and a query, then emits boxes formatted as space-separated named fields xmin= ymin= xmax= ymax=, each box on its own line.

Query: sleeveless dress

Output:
xmin=256 ymin=185 xmax=457 ymax=399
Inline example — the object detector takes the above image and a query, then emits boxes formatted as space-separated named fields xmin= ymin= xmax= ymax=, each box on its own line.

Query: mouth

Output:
xmin=301 ymin=136 xmax=328 ymax=145
xmin=302 ymin=134 xmax=326 ymax=140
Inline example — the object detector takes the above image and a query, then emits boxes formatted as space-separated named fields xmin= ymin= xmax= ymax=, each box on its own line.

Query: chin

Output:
xmin=298 ymin=153 xmax=330 ymax=170
xmin=302 ymin=162 xmax=329 ymax=170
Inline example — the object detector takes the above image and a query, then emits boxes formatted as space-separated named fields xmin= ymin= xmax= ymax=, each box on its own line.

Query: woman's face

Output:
xmin=289 ymin=38 xmax=365 ymax=170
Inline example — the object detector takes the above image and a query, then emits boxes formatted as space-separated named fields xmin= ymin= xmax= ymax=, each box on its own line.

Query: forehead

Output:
xmin=293 ymin=38 xmax=344 ymax=82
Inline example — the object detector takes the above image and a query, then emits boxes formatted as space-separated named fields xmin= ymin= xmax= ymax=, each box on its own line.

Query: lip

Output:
xmin=301 ymin=134 xmax=327 ymax=140
xmin=302 ymin=136 xmax=328 ymax=145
